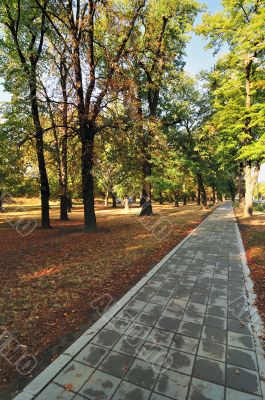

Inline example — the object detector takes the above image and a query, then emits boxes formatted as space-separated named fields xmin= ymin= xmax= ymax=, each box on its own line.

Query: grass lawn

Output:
xmin=234 ymin=204 xmax=265 ymax=341
xmin=0 ymin=199 xmax=213 ymax=398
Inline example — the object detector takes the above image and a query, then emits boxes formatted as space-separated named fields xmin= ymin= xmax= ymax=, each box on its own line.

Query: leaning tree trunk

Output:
xmin=140 ymin=159 xmax=153 ymax=216
xmin=244 ymin=162 xmax=260 ymax=217
xmin=81 ymin=128 xmax=97 ymax=232
xmin=183 ymin=194 xmax=187 ymax=206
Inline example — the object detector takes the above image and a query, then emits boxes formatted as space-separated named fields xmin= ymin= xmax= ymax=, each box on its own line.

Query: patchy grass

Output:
xmin=234 ymin=205 xmax=265 ymax=336
xmin=0 ymin=201 xmax=213 ymax=398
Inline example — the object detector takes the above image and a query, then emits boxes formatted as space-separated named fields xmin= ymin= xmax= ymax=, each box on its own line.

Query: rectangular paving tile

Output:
xmin=226 ymin=365 xmax=261 ymax=395
xmin=188 ymin=377 xmax=225 ymax=400
xmin=193 ymin=356 xmax=225 ymax=385
xmin=78 ymin=370 xmax=120 ymax=399
xmin=54 ymin=361 xmax=94 ymax=392
xmin=154 ymin=368 xmax=191 ymax=400
xmin=125 ymin=359 xmax=160 ymax=389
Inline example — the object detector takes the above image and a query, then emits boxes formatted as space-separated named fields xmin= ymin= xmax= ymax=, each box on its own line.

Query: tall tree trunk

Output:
xmin=110 ymin=191 xmax=117 ymax=208
xmin=60 ymin=57 xmax=69 ymax=221
xmin=105 ymin=189 xmax=109 ymax=207
xmin=244 ymin=162 xmax=260 ymax=217
xmin=183 ymin=194 xmax=187 ymax=206
xmin=35 ymin=133 xmax=51 ymax=228
xmin=174 ymin=191 xmax=179 ymax=207
xmin=81 ymin=126 xmax=97 ymax=232
xmin=238 ymin=162 xmax=246 ymax=210
xmin=159 ymin=192 xmax=163 ymax=205
xmin=197 ymin=174 xmax=207 ymax=210
xmin=0 ymin=190 xmax=3 ymax=212
xmin=212 ymin=186 xmax=216 ymax=204
xmin=30 ymin=74 xmax=51 ymax=229
xmin=197 ymin=184 xmax=201 ymax=206
xmin=140 ymin=159 xmax=152 ymax=216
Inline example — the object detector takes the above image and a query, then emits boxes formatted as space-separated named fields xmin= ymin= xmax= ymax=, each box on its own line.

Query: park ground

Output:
xmin=0 ymin=199 xmax=214 ymax=398
xmin=1 ymin=200 xmax=264 ymax=399
xmin=235 ymin=203 xmax=265 ymax=342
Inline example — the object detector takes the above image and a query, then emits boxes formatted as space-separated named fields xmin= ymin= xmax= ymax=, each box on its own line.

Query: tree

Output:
xmin=126 ymin=0 xmax=201 ymax=215
xmin=0 ymin=0 xmax=52 ymax=228
xmin=35 ymin=0 xmax=146 ymax=231
xmin=197 ymin=0 xmax=265 ymax=216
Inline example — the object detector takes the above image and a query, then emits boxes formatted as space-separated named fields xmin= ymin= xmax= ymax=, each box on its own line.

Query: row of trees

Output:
xmin=0 ymin=0 xmax=264 ymax=231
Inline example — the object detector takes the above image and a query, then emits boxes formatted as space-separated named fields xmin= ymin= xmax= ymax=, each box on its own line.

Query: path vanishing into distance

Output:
xmin=15 ymin=202 xmax=265 ymax=400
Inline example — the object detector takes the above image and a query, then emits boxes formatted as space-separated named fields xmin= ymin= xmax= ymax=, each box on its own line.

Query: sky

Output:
xmin=0 ymin=0 xmax=264 ymax=181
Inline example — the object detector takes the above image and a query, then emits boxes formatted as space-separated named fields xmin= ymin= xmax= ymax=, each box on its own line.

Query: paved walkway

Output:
xmin=16 ymin=203 xmax=265 ymax=400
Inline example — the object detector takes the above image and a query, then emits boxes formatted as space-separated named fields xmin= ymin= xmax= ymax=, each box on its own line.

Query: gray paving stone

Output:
xmin=125 ymin=359 xmax=160 ymax=389
xmin=126 ymin=299 xmax=147 ymax=310
xmin=91 ymin=329 xmax=121 ymax=348
xmin=188 ymin=377 xmax=225 ymax=400
xmin=54 ymin=361 xmax=94 ymax=392
xmin=105 ymin=318 xmax=131 ymax=334
xmin=35 ymin=383 xmax=75 ymax=399
xmin=135 ymin=312 xmax=159 ymax=326
xmin=138 ymin=342 xmax=168 ymax=366
xmin=207 ymin=305 xmax=227 ymax=318
xmin=227 ymin=347 xmax=258 ymax=370
xmin=228 ymin=331 xmax=254 ymax=350
xmin=125 ymin=323 xmax=152 ymax=340
xmin=142 ymin=303 xmax=164 ymax=315
xmin=164 ymin=348 xmax=195 ymax=374
xmin=162 ymin=306 xmax=184 ymax=319
xmin=154 ymin=368 xmax=191 ymax=399
xmin=178 ymin=321 xmax=202 ymax=338
xmin=198 ymin=339 xmax=226 ymax=362
xmin=155 ymin=316 xmax=180 ymax=332
xmin=171 ymin=333 xmax=199 ymax=354
xmin=228 ymin=318 xmax=252 ymax=335
xmin=111 ymin=381 xmax=151 ymax=400
xmin=146 ymin=328 xmax=174 ymax=347
xmin=167 ymin=298 xmax=187 ymax=309
xmin=98 ymin=350 xmax=134 ymax=378
xmin=204 ymin=315 xmax=227 ymax=330
xmin=78 ymin=370 xmax=120 ymax=399
xmin=201 ymin=326 xmax=227 ymax=344
xmin=193 ymin=356 xmax=225 ymax=385
xmin=116 ymin=308 xmax=139 ymax=321
xmin=150 ymin=394 xmax=169 ymax=400
xmin=190 ymin=294 xmax=209 ymax=304
xmin=226 ymin=365 xmax=261 ymax=395
xmin=226 ymin=387 xmax=262 ymax=400
xmin=182 ymin=310 xmax=205 ymax=325
xmin=75 ymin=343 xmax=109 ymax=368
xmin=113 ymin=335 xmax=143 ymax=356
xmin=150 ymin=295 xmax=169 ymax=305
xmin=186 ymin=302 xmax=207 ymax=314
